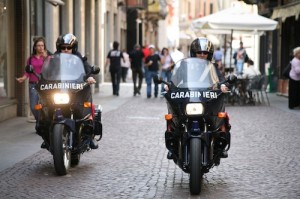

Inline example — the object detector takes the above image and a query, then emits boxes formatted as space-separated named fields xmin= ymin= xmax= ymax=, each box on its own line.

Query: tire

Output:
xmin=189 ymin=138 xmax=203 ymax=195
xmin=52 ymin=124 xmax=71 ymax=175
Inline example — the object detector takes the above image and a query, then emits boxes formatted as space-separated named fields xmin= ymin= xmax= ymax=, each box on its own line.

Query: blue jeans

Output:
xmin=160 ymin=70 xmax=172 ymax=93
xmin=145 ymin=70 xmax=159 ymax=97
xmin=236 ymin=60 xmax=244 ymax=75
xmin=29 ymin=83 xmax=40 ymax=129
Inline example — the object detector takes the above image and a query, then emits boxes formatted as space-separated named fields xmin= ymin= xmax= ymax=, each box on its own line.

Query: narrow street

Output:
xmin=0 ymin=84 xmax=299 ymax=199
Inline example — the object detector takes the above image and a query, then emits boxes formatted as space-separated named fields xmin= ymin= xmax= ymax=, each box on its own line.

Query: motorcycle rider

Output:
xmin=166 ymin=37 xmax=230 ymax=159
xmin=39 ymin=33 xmax=98 ymax=149
xmin=55 ymin=33 xmax=96 ymax=84
xmin=191 ymin=37 xmax=231 ymax=158
xmin=190 ymin=37 xmax=228 ymax=92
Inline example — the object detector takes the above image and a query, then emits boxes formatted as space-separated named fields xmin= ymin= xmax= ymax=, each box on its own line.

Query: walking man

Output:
xmin=105 ymin=41 xmax=124 ymax=96
xmin=145 ymin=44 xmax=161 ymax=98
xmin=129 ymin=44 xmax=144 ymax=96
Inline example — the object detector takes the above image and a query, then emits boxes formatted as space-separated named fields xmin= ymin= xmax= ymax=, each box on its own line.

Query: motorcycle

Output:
xmin=26 ymin=53 xmax=103 ymax=175
xmin=154 ymin=58 xmax=236 ymax=195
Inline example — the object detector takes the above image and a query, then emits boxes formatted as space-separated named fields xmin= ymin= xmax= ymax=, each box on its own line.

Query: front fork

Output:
xmin=188 ymin=121 xmax=210 ymax=167
xmin=53 ymin=108 xmax=75 ymax=150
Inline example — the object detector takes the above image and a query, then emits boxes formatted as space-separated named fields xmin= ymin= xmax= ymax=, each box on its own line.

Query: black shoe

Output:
xmin=41 ymin=141 xmax=48 ymax=149
xmin=220 ymin=150 xmax=228 ymax=158
xmin=90 ymin=139 xmax=99 ymax=149
xmin=167 ymin=151 xmax=173 ymax=159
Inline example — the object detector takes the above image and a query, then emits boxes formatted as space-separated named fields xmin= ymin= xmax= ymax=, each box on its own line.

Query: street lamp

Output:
xmin=136 ymin=18 xmax=142 ymax=45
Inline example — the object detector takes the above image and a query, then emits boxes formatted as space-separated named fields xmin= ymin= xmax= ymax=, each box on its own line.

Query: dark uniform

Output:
xmin=107 ymin=49 xmax=124 ymax=96
xmin=129 ymin=47 xmax=144 ymax=95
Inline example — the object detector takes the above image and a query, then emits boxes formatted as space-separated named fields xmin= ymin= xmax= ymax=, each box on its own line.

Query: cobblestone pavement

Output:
xmin=0 ymin=90 xmax=300 ymax=199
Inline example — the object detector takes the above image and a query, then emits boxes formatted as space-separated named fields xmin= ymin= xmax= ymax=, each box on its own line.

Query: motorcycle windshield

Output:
xmin=171 ymin=58 xmax=220 ymax=89
xmin=41 ymin=53 xmax=86 ymax=81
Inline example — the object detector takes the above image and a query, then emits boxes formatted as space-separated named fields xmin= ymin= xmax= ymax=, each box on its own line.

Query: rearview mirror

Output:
xmin=82 ymin=56 xmax=88 ymax=62
xmin=153 ymin=74 xmax=173 ymax=89
xmin=92 ymin=66 xmax=100 ymax=74
xmin=227 ymin=74 xmax=237 ymax=84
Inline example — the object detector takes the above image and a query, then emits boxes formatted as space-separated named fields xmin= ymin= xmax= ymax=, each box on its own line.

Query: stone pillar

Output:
xmin=85 ymin=0 xmax=95 ymax=64
xmin=96 ymin=0 xmax=106 ymax=84
xmin=74 ymin=0 xmax=85 ymax=53
xmin=61 ymin=0 xmax=73 ymax=34
xmin=45 ymin=2 xmax=59 ymax=53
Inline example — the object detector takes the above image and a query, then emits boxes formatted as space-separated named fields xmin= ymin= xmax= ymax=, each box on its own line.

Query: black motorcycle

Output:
xmin=26 ymin=53 xmax=102 ymax=175
xmin=154 ymin=58 xmax=236 ymax=195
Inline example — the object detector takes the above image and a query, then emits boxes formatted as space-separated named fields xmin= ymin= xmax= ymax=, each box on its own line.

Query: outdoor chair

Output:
xmin=249 ymin=75 xmax=270 ymax=106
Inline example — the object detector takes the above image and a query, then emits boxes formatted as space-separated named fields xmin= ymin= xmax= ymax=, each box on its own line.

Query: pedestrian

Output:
xmin=288 ymin=46 xmax=300 ymax=109
xmin=145 ymin=44 xmax=161 ymax=98
xmin=234 ymin=41 xmax=248 ymax=76
xmin=121 ymin=49 xmax=130 ymax=82
xmin=142 ymin=44 xmax=150 ymax=62
xmin=160 ymin=47 xmax=173 ymax=94
xmin=129 ymin=44 xmax=144 ymax=96
xmin=213 ymin=47 xmax=224 ymax=74
xmin=243 ymin=59 xmax=261 ymax=103
xmin=243 ymin=59 xmax=261 ymax=79
xmin=16 ymin=36 xmax=50 ymax=131
xmin=105 ymin=41 xmax=124 ymax=96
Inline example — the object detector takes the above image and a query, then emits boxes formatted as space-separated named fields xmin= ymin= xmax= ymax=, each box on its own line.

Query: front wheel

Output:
xmin=189 ymin=138 xmax=203 ymax=195
xmin=51 ymin=124 xmax=71 ymax=175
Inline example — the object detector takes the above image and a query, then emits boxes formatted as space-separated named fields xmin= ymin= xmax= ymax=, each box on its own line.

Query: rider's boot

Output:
xmin=41 ymin=141 xmax=50 ymax=150
xmin=220 ymin=150 xmax=228 ymax=158
xmin=219 ymin=123 xmax=231 ymax=158
xmin=90 ymin=138 xmax=98 ymax=149
xmin=167 ymin=151 xmax=173 ymax=159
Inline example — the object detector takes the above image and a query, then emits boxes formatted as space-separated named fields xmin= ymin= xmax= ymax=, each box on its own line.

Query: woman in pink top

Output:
xmin=288 ymin=47 xmax=300 ymax=109
xmin=16 ymin=37 xmax=50 ymax=128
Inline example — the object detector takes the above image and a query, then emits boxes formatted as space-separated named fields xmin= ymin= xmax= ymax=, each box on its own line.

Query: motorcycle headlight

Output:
xmin=53 ymin=93 xmax=70 ymax=104
xmin=186 ymin=103 xmax=204 ymax=115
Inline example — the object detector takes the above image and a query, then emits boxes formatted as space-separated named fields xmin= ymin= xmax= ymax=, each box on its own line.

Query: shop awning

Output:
xmin=271 ymin=4 xmax=300 ymax=22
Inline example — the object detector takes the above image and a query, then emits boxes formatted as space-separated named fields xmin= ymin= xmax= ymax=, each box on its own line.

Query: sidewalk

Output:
xmin=0 ymin=82 xmax=136 ymax=172
xmin=267 ymin=93 xmax=300 ymax=117
xmin=0 ymin=83 xmax=299 ymax=172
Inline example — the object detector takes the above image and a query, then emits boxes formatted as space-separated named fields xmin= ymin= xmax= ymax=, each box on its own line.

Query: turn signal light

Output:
xmin=84 ymin=102 xmax=91 ymax=108
xmin=165 ymin=114 xmax=173 ymax=121
xmin=218 ymin=112 xmax=227 ymax=118
xmin=34 ymin=104 xmax=42 ymax=110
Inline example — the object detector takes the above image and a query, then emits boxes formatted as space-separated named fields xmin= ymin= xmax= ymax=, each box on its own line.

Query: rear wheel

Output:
xmin=52 ymin=124 xmax=71 ymax=175
xmin=189 ymin=138 xmax=203 ymax=195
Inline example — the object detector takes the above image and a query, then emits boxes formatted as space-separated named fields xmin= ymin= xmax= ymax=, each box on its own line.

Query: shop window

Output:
xmin=0 ymin=0 xmax=7 ymax=99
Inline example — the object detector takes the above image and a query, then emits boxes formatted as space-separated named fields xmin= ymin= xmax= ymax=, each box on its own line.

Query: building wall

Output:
xmin=0 ymin=0 xmax=126 ymax=122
